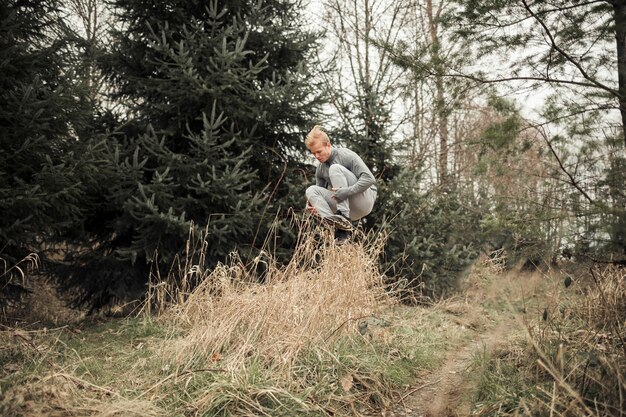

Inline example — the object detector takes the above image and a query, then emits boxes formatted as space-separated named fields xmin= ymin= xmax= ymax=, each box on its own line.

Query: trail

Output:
xmin=383 ymin=269 xmax=545 ymax=417
xmin=390 ymin=318 xmax=519 ymax=417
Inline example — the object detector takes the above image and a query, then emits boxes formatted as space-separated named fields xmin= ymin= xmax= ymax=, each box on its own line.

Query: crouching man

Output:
xmin=305 ymin=125 xmax=377 ymax=244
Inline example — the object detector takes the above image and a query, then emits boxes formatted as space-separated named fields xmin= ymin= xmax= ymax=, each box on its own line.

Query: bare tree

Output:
xmin=390 ymin=0 xmax=484 ymax=186
xmin=426 ymin=0 xmax=450 ymax=183
xmin=317 ymin=0 xmax=413 ymax=177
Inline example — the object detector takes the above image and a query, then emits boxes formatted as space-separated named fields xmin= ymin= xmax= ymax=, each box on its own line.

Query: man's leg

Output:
xmin=328 ymin=164 xmax=353 ymax=218
xmin=305 ymin=185 xmax=352 ymax=230
xmin=306 ymin=185 xmax=337 ymax=219
xmin=328 ymin=164 xmax=377 ymax=220
xmin=347 ymin=186 xmax=377 ymax=220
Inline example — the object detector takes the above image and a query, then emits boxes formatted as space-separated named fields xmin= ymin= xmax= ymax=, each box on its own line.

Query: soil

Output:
xmin=387 ymin=319 xmax=517 ymax=417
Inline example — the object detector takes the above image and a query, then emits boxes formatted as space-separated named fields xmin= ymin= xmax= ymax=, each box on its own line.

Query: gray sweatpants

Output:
xmin=306 ymin=164 xmax=377 ymax=221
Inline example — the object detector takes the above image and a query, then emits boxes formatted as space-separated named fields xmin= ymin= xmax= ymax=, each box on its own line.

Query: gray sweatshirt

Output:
xmin=315 ymin=147 xmax=377 ymax=195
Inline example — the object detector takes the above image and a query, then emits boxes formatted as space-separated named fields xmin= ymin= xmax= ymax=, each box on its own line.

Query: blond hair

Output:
xmin=305 ymin=125 xmax=330 ymax=147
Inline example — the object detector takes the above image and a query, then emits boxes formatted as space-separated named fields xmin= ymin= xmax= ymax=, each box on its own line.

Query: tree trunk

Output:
xmin=427 ymin=0 xmax=449 ymax=184
xmin=613 ymin=0 xmax=626 ymax=147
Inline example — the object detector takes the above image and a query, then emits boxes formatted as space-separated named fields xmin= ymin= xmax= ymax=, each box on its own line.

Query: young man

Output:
xmin=305 ymin=125 xmax=377 ymax=243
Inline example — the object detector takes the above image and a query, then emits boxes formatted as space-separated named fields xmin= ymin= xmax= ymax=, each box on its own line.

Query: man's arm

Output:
xmin=315 ymin=164 xmax=326 ymax=187
xmin=334 ymin=149 xmax=375 ymax=200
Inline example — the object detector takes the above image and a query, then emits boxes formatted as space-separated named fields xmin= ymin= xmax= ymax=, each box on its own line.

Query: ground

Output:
xmin=1 ymin=256 xmax=580 ymax=417
xmin=380 ymin=269 xmax=547 ymax=417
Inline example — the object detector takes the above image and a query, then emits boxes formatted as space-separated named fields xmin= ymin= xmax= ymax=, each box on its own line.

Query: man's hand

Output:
xmin=306 ymin=201 xmax=317 ymax=215
xmin=332 ymin=187 xmax=350 ymax=202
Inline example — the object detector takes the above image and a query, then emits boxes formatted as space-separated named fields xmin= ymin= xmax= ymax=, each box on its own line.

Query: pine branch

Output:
xmin=520 ymin=0 xmax=619 ymax=98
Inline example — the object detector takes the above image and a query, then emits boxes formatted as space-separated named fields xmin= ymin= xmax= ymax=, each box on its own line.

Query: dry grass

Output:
xmin=472 ymin=264 xmax=626 ymax=416
xmin=1 ymin=253 xmax=39 ymax=284
xmin=160 ymin=218 xmax=394 ymax=372
xmin=0 ymin=217 xmax=468 ymax=416
xmin=112 ymin=216 xmax=408 ymax=416
xmin=1 ymin=253 xmax=40 ymax=321
xmin=580 ymin=266 xmax=626 ymax=331
xmin=528 ymin=265 xmax=626 ymax=417
xmin=0 ymin=371 xmax=165 ymax=416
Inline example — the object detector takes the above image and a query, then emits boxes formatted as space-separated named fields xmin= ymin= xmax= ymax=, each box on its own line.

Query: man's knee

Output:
xmin=306 ymin=185 xmax=320 ymax=200
xmin=329 ymin=164 xmax=346 ymax=176
xmin=329 ymin=164 xmax=356 ymax=187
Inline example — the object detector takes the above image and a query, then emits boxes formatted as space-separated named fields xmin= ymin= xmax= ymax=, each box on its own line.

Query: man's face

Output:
xmin=308 ymin=140 xmax=332 ymax=163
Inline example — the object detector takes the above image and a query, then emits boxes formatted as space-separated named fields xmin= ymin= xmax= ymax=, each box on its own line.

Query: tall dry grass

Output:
xmin=524 ymin=265 xmax=625 ymax=416
xmin=1 ymin=252 xmax=40 ymax=322
xmin=151 ymin=217 xmax=394 ymax=372
xmin=470 ymin=263 xmax=625 ymax=416
xmin=3 ymin=218 xmax=412 ymax=417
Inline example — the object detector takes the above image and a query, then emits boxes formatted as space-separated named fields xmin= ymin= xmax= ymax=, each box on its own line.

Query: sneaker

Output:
xmin=334 ymin=228 xmax=352 ymax=245
xmin=324 ymin=213 xmax=353 ymax=230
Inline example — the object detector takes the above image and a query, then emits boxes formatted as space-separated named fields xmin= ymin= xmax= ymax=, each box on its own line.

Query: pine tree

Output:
xmin=380 ymin=169 xmax=479 ymax=297
xmin=62 ymin=0 xmax=323 ymax=308
xmin=0 ymin=0 xmax=91 ymax=303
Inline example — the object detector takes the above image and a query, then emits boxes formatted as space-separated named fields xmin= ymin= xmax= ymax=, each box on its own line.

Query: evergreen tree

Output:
xmin=380 ymin=169 xmax=479 ymax=297
xmin=62 ymin=0 xmax=323 ymax=308
xmin=0 ymin=0 xmax=91 ymax=303
xmin=448 ymin=0 xmax=625 ymax=145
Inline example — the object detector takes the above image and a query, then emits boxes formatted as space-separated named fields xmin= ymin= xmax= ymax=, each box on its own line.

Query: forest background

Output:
xmin=1 ymin=0 xmax=625 ymax=311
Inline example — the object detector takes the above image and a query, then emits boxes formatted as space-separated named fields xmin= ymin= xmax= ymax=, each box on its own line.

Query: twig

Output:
xmin=324 ymin=315 xmax=373 ymax=342
xmin=520 ymin=0 xmax=617 ymax=97
xmin=249 ymin=145 xmax=288 ymax=257
xmin=11 ymin=331 xmax=62 ymax=370
xmin=534 ymin=124 xmax=596 ymax=205
xmin=137 ymin=368 xmax=226 ymax=399
xmin=12 ymin=332 xmax=40 ymax=351
xmin=53 ymin=372 xmax=120 ymax=397
xmin=0 ymin=323 xmax=69 ymax=333
xmin=399 ymin=377 xmax=443 ymax=402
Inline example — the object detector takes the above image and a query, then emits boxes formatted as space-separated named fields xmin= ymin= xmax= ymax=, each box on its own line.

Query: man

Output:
xmin=305 ymin=125 xmax=377 ymax=243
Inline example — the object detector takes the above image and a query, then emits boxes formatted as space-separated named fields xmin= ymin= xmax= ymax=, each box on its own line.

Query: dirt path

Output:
xmin=384 ymin=269 xmax=544 ymax=417
xmin=391 ymin=318 xmax=519 ymax=417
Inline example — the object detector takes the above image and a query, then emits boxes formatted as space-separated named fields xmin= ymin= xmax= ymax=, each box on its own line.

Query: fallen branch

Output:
xmin=52 ymin=372 xmax=120 ymax=397
xmin=399 ymin=377 xmax=443 ymax=402
xmin=137 ymin=368 xmax=227 ymax=399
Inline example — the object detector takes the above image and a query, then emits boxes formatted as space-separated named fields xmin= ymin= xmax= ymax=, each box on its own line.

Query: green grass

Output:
xmin=0 ymin=302 xmax=464 ymax=417
xmin=468 ymin=266 xmax=625 ymax=416
xmin=392 ymin=306 xmax=462 ymax=370
xmin=470 ymin=338 xmax=537 ymax=414
xmin=12 ymin=244 xmax=615 ymax=416
xmin=55 ymin=319 xmax=167 ymax=381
